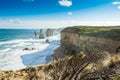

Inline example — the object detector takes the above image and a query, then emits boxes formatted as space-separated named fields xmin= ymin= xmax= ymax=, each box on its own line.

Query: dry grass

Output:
xmin=0 ymin=51 xmax=120 ymax=80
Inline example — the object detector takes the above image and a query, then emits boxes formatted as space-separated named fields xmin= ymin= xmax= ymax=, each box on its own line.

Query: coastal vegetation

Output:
xmin=74 ymin=26 xmax=120 ymax=40
xmin=74 ymin=26 xmax=120 ymax=33
xmin=0 ymin=51 xmax=120 ymax=80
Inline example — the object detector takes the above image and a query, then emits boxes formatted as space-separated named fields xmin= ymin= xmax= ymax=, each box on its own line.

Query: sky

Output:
xmin=0 ymin=0 xmax=120 ymax=29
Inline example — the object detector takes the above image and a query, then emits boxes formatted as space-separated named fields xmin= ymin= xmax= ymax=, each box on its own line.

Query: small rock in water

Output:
xmin=45 ymin=39 xmax=50 ymax=43
xmin=32 ymin=48 xmax=36 ymax=50
xmin=34 ymin=30 xmax=37 ymax=37
xmin=23 ymin=47 xmax=36 ymax=50
xmin=23 ymin=48 xmax=30 ymax=50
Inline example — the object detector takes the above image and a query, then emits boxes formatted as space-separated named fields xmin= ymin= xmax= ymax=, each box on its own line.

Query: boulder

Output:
xmin=45 ymin=39 xmax=50 ymax=43
xmin=23 ymin=47 xmax=36 ymax=50
xmin=32 ymin=48 xmax=36 ymax=50
xmin=23 ymin=48 xmax=30 ymax=50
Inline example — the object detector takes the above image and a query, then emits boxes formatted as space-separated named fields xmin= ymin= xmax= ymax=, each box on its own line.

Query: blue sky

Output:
xmin=0 ymin=0 xmax=120 ymax=28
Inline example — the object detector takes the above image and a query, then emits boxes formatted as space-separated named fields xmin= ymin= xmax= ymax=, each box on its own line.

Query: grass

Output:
xmin=73 ymin=26 xmax=120 ymax=40
xmin=74 ymin=26 xmax=120 ymax=33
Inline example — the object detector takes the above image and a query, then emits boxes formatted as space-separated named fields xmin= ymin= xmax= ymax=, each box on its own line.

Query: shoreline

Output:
xmin=0 ymin=34 xmax=60 ymax=71
xmin=21 ymin=40 xmax=60 ymax=67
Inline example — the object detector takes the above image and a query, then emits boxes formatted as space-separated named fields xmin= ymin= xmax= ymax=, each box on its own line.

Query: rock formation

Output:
xmin=23 ymin=47 xmax=36 ymax=50
xmin=46 ymin=29 xmax=54 ymax=36
xmin=34 ymin=30 xmax=37 ymax=37
xmin=61 ymin=27 xmax=120 ymax=55
xmin=45 ymin=39 xmax=50 ymax=43
xmin=39 ymin=29 xmax=44 ymax=39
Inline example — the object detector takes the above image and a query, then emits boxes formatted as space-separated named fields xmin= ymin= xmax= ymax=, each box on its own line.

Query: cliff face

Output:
xmin=61 ymin=27 xmax=120 ymax=54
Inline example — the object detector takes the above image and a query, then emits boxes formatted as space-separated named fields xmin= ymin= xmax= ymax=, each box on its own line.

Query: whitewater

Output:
xmin=0 ymin=30 xmax=60 ymax=70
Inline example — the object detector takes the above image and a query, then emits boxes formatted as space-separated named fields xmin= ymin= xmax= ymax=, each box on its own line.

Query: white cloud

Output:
xmin=9 ymin=18 xmax=23 ymax=24
xmin=117 ymin=6 xmax=120 ymax=9
xmin=112 ymin=1 xmax=120 ymax=5
xmin=68 ymin=12 xmax=72 ymax=15
xmin=1 ymin=19 xmax=120 ymax=29
xmin=22 ymin=0 xmax=34 ymax=2
xmin=112 ymin=2 xmax=120 ymax=10
xmin=58 ymin=0 xmax=72 ymax=7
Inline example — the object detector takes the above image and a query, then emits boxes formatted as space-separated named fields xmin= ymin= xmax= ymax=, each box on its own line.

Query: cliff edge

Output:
xmin=60 ymin=26 xmax=120 ymax=55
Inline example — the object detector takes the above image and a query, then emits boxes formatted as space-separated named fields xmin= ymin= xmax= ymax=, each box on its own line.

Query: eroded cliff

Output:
xmin=60 ymin=26 xmax=120 ymax=55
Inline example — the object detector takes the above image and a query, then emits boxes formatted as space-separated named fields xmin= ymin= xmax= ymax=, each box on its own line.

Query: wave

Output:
xmin=0 ymin=34 xmax=60 ymax=70
xmin=0 ymin=34 xmax=60 ymax=45
xmin=0 ymin=38 xmax=39 ymax=45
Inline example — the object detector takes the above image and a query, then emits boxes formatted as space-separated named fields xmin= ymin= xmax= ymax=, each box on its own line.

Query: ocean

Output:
xmin=0 ymin=29 xmax=60 ymax=70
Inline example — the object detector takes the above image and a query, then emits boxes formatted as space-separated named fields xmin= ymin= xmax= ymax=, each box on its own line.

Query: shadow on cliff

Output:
xmin=21 ymin=40 xmax=60 ymax=67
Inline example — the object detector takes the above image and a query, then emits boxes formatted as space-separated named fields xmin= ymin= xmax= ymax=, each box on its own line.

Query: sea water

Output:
xmin=0 ymin=29 xmax=60 ymax=70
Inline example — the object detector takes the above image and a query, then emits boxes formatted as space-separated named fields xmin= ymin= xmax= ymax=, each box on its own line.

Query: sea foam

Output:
xmin=0 ymin=34 xmax=60 ymax=70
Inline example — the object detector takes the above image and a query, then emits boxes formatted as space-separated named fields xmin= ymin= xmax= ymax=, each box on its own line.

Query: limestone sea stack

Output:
xmin=39 ymin=29 xmax=45 ymax=39
xmin=46 ymin=28 xmax=54 ymax=36
xmin=34 ymin=30 xmax=37 ymax=37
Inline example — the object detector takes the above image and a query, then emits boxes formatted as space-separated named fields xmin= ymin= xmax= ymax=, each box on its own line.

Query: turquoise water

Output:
xmin=0 ymin=29 xmax=40 ymax=50
xmin=0 ymin=29 xmax=41 ymax=41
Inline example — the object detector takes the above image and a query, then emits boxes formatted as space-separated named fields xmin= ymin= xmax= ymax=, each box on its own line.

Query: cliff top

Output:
xmin=62 ymin=26 xmax=120 ymax=41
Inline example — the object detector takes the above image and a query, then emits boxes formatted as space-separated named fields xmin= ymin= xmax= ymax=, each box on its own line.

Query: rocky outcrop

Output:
xmin=34 ymin=30 xmax=37 ymax=37
xmin=45 ymin=39 xmax=50 ymax=43
xmin=46 ymin=29 xmax=54 ymax=36
xmin=23 ymin=47 xmax=36 ymax=50
xmin=52 ymin=47 xmax=66 ymax=60
xmin=39 ymin=29 xmax=44 ymax=39
xmin=61 ymin=27 xmax=120 ymax=55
